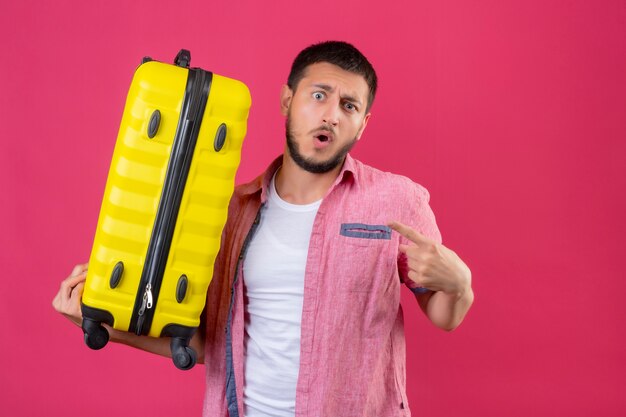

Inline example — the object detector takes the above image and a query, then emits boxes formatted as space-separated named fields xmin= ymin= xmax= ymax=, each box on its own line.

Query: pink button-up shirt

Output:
xmin=203 ymin=154 xmax=442 ymax=417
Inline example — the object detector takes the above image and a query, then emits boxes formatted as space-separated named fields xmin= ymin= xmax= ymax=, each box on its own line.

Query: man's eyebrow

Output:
xmin=312 ymin=83 xmax=334 ymax=92
xmin=312 ymin=83 xmax=363 ymax=108
xmin=341 ymin=94 xmax=362 ymax=108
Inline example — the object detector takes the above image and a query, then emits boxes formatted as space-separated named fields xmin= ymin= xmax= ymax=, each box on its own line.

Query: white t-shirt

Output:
xmin=242 ymin=173 xmax=321 ymax=417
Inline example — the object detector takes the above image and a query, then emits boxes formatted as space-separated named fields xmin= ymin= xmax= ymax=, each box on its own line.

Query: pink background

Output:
xmin=1 ymin=1 xmax=625 ymax=416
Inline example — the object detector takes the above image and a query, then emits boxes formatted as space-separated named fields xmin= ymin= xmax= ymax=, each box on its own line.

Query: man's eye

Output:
xmin=344 ymin=102 xmax=356 ymax=111
xmin=313 ymin=92 xmax=324 ymax=100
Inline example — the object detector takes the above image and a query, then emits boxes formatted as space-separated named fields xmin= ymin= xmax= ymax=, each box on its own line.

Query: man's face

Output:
xmin=281 ymin=62 xmax=371 ymax=174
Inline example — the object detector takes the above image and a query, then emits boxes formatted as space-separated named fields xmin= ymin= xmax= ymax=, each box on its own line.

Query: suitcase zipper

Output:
xmin=137 ymin=283 xmax=153 ymax=318
xmin=129 ymin=67 xmax=213 ymax=336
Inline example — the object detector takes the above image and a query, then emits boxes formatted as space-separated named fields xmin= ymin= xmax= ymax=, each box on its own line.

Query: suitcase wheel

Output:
xmin=82 ymin=318 xmax=110 ymax=350
xmin=171 ymin=337 xmax=197 ymax=370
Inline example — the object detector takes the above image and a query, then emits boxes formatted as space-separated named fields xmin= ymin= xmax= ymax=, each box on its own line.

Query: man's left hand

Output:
xmin=388 ymin=221 xmax=471 ymax=297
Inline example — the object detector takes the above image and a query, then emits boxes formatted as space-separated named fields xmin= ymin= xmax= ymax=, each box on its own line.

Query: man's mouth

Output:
xmin=309 ymin=126 xmax=335 ymax=149
xmin=313 ymin=129 xmax=334 ymax=143
xmin=313 ymin=133 xmax=334 ymax=149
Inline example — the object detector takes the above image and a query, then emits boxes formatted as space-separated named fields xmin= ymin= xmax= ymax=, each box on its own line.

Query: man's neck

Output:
xmin=275 ymin=153 xmax=343 ymax=205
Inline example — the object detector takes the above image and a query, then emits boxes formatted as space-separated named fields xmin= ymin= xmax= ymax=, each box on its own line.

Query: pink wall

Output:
xmin=1 ymin=1 xmax=624 ymax=416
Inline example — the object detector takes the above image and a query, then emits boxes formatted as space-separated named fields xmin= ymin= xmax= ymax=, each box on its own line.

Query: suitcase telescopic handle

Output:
xmin=175 ymin=49 xmax=191 ymax=68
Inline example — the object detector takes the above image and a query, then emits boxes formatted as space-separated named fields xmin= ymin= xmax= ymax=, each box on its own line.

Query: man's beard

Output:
xmin=285 ymin=116 xmax=357 ymax=174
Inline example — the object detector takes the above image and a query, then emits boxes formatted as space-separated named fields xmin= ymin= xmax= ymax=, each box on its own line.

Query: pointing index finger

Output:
xmin=388 ymin=220 xmax=430 ymax=245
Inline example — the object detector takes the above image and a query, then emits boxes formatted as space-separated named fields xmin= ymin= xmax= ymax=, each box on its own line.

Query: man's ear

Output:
xmin=355 ymin=113 xmax=371 ymax=141
xmin=280 ymin=84 xmax=293 ymax=116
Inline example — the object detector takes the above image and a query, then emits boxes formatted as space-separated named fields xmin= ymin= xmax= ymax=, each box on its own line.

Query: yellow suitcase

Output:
xmin=81 ymin=50 xmax=251 ymax=369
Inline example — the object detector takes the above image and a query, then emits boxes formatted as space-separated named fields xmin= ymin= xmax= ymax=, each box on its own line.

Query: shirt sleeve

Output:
xmin=398 ymin=181 xmax=442 ymax=294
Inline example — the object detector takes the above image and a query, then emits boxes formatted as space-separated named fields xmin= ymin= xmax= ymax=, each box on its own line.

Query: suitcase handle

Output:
xmin=174 ymin=49 xmax=191 ymax=68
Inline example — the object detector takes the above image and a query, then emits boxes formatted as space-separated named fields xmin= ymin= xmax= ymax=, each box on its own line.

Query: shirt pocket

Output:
xmin=334 ymin=223 xmax=396 ymax=293
xmin=329 ymin=223 xmax=401 ymax=339
xmin=339 ymin=223 xmax=392 ymax=246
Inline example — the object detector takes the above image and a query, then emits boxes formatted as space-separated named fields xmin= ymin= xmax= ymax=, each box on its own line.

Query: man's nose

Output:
xmin=322 ymin=100 xmax=340 ymax=126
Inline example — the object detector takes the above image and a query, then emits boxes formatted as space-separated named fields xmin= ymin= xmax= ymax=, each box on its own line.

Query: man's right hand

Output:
xmin=52 ymin=263 xmax=88 ymax=328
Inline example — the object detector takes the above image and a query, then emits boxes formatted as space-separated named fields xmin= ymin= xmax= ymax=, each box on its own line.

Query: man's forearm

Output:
xmin=418 ymin=287 xmax=474 ymax=331
xmin=105 ymin=325 xmax=206 ymax=363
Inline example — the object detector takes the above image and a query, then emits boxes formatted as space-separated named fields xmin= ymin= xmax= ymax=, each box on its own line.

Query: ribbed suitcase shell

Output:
xmin=82 ymin=57 xmax=250 ymax=349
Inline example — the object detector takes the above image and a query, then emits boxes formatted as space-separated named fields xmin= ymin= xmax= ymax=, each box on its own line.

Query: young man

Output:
xmin=54 ymin=41 xmax=473 ymax=417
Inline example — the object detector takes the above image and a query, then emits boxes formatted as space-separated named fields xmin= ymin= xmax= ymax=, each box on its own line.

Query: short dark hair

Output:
xmin=287 ymin=40 xmax=378 ymax=112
